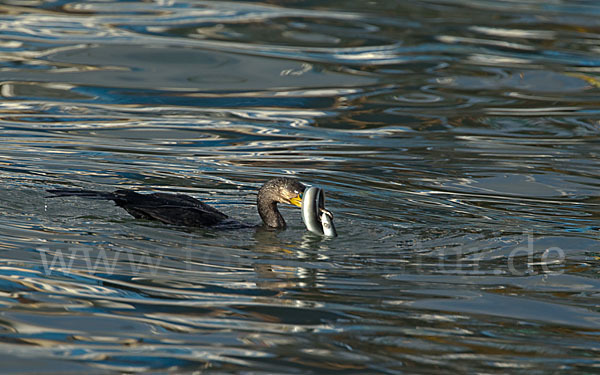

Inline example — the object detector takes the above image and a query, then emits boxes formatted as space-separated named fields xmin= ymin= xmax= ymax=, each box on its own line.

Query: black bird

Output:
xmin=47 ymin=177 xmax=305 ymax=229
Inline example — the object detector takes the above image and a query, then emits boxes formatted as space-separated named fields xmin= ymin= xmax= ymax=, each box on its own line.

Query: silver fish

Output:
xmin=320 ymin=209 xmax=337 ymax=237
xmin=301 ymin=186 xmax=337 ymax=237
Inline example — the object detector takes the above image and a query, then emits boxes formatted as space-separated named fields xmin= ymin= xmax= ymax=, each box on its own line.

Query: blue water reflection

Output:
xmin=1 ymin=0 xmax=600 ymax=373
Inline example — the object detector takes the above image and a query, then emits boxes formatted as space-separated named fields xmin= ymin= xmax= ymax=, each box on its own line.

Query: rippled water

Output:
xmin=2 ymin=0 xmax=600 ymax=373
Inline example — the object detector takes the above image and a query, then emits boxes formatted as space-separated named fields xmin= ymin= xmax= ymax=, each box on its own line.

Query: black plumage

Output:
xmin=47 ymin=177 xmax=305 ymax=229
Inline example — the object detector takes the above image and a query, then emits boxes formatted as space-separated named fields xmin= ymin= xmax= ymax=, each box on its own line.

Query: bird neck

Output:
xmin=257 ymin=196 xmax=286 ymax=229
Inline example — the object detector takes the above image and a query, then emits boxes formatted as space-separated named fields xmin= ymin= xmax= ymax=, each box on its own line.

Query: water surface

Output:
xmin=1 ymin=0 xmax=600 ymax=373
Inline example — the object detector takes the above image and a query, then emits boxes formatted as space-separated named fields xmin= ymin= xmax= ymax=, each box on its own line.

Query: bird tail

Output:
xmin=46 ymin=188 xmax=115 ymax=200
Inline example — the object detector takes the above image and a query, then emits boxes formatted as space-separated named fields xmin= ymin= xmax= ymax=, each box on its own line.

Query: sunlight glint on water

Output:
xmin=1 ymin=0 xmax=600 ymax=373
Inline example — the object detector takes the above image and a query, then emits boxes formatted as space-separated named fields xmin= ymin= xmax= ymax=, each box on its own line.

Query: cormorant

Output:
xmin=47 ymin=177 xmax=305 ymax=229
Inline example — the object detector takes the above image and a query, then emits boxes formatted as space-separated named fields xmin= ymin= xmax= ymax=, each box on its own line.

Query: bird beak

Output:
xmin=289 ymin=193 xmax=302 ymax=208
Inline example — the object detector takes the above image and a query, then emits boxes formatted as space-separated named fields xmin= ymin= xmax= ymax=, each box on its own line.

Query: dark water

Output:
xmin=1 ymin=0 xmax=600 ymax=373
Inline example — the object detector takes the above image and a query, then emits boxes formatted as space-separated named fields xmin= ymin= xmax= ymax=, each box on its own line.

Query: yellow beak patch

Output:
xmin=289 ymin=194 xmax=302 ymax=207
